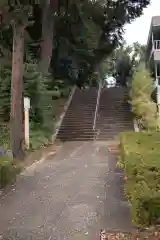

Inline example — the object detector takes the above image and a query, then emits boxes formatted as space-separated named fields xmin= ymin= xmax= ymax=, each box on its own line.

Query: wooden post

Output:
xmin=24 ymin=97 xmax=30 ymax=149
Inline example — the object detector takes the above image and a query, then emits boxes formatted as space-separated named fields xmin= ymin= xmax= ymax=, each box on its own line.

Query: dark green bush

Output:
xmin=0 ymin=156 xmax=19 ymax=188
xmin=119 ymin=131 xmax=160 ymax=227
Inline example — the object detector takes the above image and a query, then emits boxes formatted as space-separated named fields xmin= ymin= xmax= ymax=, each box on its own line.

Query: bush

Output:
xmin=130 ymin=66 xmax=158 ymax=130
xmin=119 ymin=131 xmax=160 ymax=227
xmin=0 ymin=156 xmax=20 ymax=188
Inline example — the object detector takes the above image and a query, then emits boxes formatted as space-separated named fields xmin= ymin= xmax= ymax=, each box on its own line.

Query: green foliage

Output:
xmin=0 ymin=64 xmax=11 ymax=121
xmin=130 ymin=65 xmax=153 ymax=98
xmin=119 ymin=131 xmax=160 ymax=227
xmin=0 ymin=124 xmax=10 ymax=149
xmin=29 ymin=128 xmax=51 ymax=150
xmin=0 ymin=57 xmax=72 ymax=151
xmin=52 ymin=0 xmax=150 ymax=85
xmin=0 ymin=61 xmax=54 ymax=132
xmin=131 ymin=42 xmax=147 ymax=67
xmin=0 ymin=124 xmax=20 ymax=187
xmin=0 ymin=0 xmax=7 ymax=7
xmin=116 ymin=53 xmax=132 ymax=86
xmin=24 ymin=61 xmax=54 ymax=131
xmin=0 ymin=156 xmax=19 ymax=188
xmin=0 ymin=61 xmax=56 ymax=153
xmin=130 ymin=66 xmax=158 ymax=130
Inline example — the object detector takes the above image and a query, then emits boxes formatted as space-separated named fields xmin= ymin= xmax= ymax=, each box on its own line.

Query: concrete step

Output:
xmin=95 ymin=87 xmax=133 ymax=141
xmin=56 ymin=87 xmax=98 ymax=141
xmin=57 ymin=134 xmax=94 ymax=141
xmin=57 ymin=86 xmax=133 ymax=142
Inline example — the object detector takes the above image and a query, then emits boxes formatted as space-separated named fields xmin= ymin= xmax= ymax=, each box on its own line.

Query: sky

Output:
xmin=124 ymin=0 xmax=160 ymax=45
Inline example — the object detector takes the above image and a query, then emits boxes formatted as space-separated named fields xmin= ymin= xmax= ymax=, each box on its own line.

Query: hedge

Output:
xmin=119 ymin=131 xmax=160 ymax=227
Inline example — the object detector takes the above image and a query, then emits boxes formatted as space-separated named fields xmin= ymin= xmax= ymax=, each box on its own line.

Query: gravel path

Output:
xmin=0 ymin=141 xmax=132 ymax=240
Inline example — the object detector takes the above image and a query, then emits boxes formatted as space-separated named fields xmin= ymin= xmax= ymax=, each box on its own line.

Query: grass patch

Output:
xmin=29 ymin=128 xmax=52 ymax=150
xmin=119 ymin=131 xmax=160 ymax=227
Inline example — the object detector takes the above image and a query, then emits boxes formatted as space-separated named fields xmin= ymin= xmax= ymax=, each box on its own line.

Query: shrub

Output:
xmin=130 ymin=66 xmax=158 ymax=130
xmin=0 ymin=156 xmax=20 ymax=188
xmin=119 ymin=131 xmax=160 ymax=227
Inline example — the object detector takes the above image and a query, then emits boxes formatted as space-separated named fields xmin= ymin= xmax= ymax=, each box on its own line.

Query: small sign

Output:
xmin=24 ymin=97 xmax=30 ymax=109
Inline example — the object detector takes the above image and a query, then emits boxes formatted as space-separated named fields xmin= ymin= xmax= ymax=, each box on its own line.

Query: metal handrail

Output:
xmin=93 ymin=80 xmax=102 ymax=132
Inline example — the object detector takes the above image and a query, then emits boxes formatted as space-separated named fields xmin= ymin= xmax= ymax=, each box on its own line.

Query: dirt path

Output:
xmin=0 ymin=141 xmax=132 ymax=240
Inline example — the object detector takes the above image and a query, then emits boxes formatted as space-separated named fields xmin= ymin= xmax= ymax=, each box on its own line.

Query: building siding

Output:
xmin=154 ymin=51 xmax=160 ymax=61
xmin=152 ymin=16 xmax=160 ymax=27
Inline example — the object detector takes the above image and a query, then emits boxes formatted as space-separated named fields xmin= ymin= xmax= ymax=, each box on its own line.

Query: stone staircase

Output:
xmin=95 ymin=87 xmax=133 ymax=141
xmin=56 ymin=86 xmax=133 ymax=142
xmin=56 ymin=87 xmax=98 ymax=141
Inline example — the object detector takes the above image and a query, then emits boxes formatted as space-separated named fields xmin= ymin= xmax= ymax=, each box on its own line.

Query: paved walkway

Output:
xmin=0 ymin=141 xmax=132 ymax=240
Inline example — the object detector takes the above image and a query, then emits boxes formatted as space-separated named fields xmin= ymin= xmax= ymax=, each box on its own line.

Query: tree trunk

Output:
xmin=40 ymin=0 xmax=56 ymax=73
xmin=10 ymin=22 xmax=25 ymax=160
